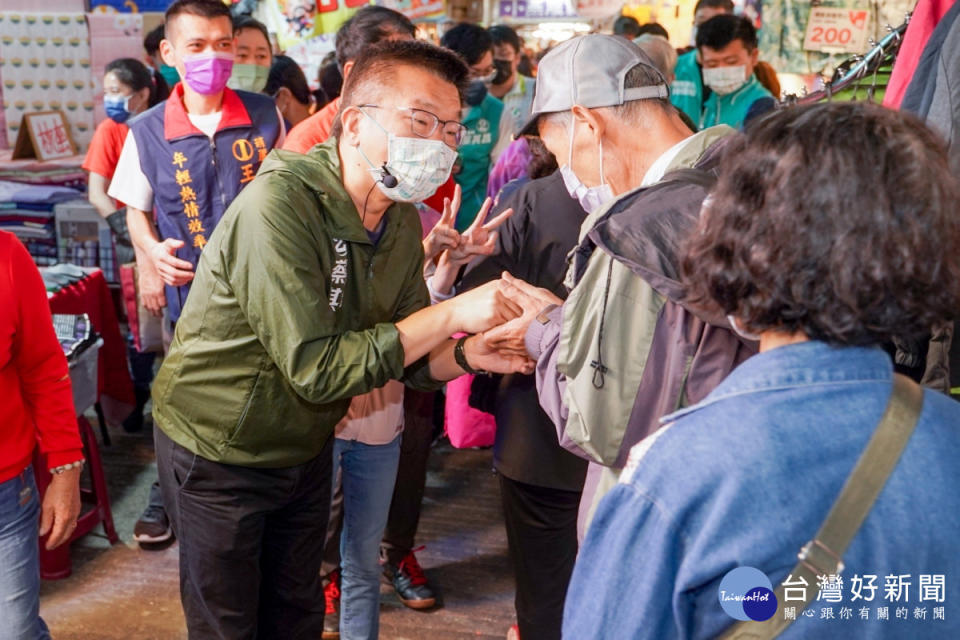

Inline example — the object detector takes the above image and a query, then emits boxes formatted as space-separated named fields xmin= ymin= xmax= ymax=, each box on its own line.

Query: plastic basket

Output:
xmin=67 ymin=337 xmax=102 ymax=416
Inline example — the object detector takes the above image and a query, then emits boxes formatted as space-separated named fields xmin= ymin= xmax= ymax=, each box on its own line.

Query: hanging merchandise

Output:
xmin=280 ymin=34 xmax=336 ymax=92
xmin=781 ymin=18 xmax=907 ymax=105
xmin=577 ymin=0 xmax=626 ymax=20
xmin=258 ymin=0 xmax=369 ymax=51
xmin=0 ymin=13 xmax=95 ymax=153
xmin=89 ymin=0 xmax=173 ymax=11
xmin=378 ymin=0 xmax=446 ymax=20
xmin=760 ymin=0 xmax=915 ymax=76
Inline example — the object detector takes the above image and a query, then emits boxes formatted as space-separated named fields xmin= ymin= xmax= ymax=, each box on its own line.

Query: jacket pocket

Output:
xmin=223 ymin=369 xmax=262 ymax=449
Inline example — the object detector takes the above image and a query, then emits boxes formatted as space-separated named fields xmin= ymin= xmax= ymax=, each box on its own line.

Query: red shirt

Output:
xmin=0 ymin=232 xmax=83 ymax=483
xmin=283 ymin=96 xmax=340 ymax=153
xmin=82 ymin=117 xmax=129 ymax=208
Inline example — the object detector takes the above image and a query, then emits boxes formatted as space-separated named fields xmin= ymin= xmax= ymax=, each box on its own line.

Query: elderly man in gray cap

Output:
xmin=484 ymin=34 xmax=756 ymax=540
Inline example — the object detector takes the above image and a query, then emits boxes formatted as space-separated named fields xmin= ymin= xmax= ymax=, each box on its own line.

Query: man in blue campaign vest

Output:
xmin=109 ymin=0 xmax=283 ymax=548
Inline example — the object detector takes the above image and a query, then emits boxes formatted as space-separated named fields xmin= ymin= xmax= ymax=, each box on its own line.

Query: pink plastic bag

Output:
xmin=444 ymin=373 xmax=496 ymax=448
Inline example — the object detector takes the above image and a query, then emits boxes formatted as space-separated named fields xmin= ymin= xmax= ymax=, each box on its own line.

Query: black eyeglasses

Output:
xmin=359 ymin=104 xmax=467 ymax=147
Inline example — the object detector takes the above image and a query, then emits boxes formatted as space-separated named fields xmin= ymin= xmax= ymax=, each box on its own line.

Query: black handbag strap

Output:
xmin=718 ymin=373 xmax=924 ymax=640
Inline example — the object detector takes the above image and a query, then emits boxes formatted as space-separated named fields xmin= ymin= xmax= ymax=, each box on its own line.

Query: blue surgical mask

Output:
xmin=104 ymin=93 xmax=132 ymax=123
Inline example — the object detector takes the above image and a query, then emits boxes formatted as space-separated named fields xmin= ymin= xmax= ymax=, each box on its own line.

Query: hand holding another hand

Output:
xmin=482 ymin=272 xmax=563 ymax=358
xmin=462 ymin=334 xmax=535 ymax=376
xmin=447 ymin=279 xmax=522 ymax=335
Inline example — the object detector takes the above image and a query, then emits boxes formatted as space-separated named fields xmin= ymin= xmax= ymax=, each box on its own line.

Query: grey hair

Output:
xmin=634 ymin=34 xmax=678 ymax=84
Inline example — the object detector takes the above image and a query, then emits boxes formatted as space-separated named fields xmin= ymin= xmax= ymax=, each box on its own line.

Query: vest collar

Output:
xmin=163 ymin=84 xmax=254 ymax=141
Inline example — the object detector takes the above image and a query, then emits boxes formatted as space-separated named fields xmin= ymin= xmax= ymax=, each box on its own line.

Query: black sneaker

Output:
xmin=322 ymin=569 xmax=340 ymax=640
xmin=121 ymin=387 xmax=151 ymax=433
xmin=382 ymin=549 xmax=437 ymax=610
xmin=133 ymin=504 xmax=172 ymax=544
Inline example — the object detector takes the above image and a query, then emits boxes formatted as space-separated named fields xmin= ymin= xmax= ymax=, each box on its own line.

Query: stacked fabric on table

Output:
xmin=0 ymin=179 xmax=84 ymax=265
xmin=0 ymin=152 xmax=87 ymax=189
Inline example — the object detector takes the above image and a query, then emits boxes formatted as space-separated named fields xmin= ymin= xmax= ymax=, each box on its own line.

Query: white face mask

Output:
xmin=357 ymin=111 xmax=458 ymax=203
xmin=559 ymin=115 xmax=614 ymax=214
xmin=702 ymin=65 xmax=748 ymax=96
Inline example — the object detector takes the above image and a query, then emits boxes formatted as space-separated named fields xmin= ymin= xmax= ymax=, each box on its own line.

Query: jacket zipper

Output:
xmin=209 ymin=136 xmax=227 ymax=209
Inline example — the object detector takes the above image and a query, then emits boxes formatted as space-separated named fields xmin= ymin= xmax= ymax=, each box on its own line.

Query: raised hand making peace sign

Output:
xmin=429 ymin=185 xmax=514 ymax=297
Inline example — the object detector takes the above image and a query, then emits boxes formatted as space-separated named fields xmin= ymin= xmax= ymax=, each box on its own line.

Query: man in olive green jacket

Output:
xmin=153 ymin=40 xmax=527 ymax=639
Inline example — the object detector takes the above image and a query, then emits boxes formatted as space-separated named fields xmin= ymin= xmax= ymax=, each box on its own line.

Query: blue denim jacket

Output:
xmin=563 ymin=342 xmax=960 ymax=639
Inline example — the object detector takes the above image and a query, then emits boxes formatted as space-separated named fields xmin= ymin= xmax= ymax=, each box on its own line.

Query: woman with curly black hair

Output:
xmin=562 ymin=102 xmax=960 ymax=639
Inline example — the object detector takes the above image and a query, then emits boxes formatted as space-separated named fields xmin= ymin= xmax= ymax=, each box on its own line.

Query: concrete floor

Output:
xmin=39 ymin=417 xmax=516 ymax=640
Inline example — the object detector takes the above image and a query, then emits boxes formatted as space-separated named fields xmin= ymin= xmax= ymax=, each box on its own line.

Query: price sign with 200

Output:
xmin=803 ymin=8 xmax=870 ymax=54
xmin=809 ymin=25 xmax=853 ymax=46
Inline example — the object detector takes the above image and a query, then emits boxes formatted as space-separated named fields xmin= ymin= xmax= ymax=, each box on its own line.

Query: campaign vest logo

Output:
xmin=719 ymin=566 xmax=778 ymax=622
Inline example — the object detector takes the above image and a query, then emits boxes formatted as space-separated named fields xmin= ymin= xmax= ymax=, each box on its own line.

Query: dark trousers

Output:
xmin=499 ymin=474 xmax=582 ymax=640
xmin=321 ymin=390 xmax=435 ymax=576
xmin=156 ymin=428 xmax=333 ymax=640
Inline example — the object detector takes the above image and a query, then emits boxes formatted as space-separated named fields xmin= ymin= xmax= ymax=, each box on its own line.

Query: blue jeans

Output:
xmin=0 ymin=467 xmax=51 ymax=640
xmin=333 ymin=435 xmax=401 ymax=640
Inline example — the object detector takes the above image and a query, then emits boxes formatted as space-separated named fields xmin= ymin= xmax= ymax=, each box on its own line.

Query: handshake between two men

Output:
xmin=422 ymin=185 xmax=564 ymax=378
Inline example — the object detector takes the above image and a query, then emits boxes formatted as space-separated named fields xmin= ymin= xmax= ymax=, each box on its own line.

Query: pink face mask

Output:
xmin=182 ymin=52 xmax=234 ymax=95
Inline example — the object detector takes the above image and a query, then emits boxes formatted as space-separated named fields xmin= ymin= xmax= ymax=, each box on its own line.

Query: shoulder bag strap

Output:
xmin=718 ymin=373 xmax=924 ymax=640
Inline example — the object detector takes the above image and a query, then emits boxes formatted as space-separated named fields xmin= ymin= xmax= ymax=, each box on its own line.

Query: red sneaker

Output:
xmin=322 ymin=569 xmax=341 ymax=639
xmin=382 ymin=547 xmax=437 ymax=610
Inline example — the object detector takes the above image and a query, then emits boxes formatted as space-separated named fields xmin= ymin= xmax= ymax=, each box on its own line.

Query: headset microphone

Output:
xmin=380 ymin=163 xmax=398 ymax=188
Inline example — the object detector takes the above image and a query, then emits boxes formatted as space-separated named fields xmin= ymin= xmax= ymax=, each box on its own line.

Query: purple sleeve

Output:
xmin=525 ymin=304 xmax=592 ymax=459
xmin=486 ymin=138 xmax=533 ymax=200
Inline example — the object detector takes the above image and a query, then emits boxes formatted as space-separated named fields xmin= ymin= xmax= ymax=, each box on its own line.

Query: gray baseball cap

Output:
xmin=517 ymin=34 xmax=670 ymax=137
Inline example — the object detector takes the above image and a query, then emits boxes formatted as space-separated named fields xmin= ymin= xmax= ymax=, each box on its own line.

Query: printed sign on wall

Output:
xmin=803 ymin=7 xmax=871 ymax=54
xmin=0 ymin=13 xmax=95 ymax=152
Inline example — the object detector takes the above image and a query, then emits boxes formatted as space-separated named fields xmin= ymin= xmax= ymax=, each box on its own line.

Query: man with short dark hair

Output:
xmin=636 ymin=21 xmax=669 ymax=39
xmin=110 ymin=0 xmax=285 ymax=548
xmin=441 ymin=23 xmax=513 ymax=230
xmin=488 ymin=24 xmax=536 ymax=136
xmin=143 ymin=24 xmax=176 ymax=96
xmin=283 ymin=5 xmax=415 ymax=152
xmin=613 ymin=15 xmax=641 ymax=39
xmin=152 ymin=38 xmax=528 ymax=638
xmin=696 ymin=14 xmax=773 ymax=128
xmin=671 ymin=0 xmax=734 ymax=123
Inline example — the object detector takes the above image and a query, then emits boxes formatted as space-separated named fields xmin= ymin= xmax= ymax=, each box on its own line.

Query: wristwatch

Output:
xmin=454 ymin=335 xmax=488 ymax=376
xmin=536 ymin=303 xmax=559 ymax=325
